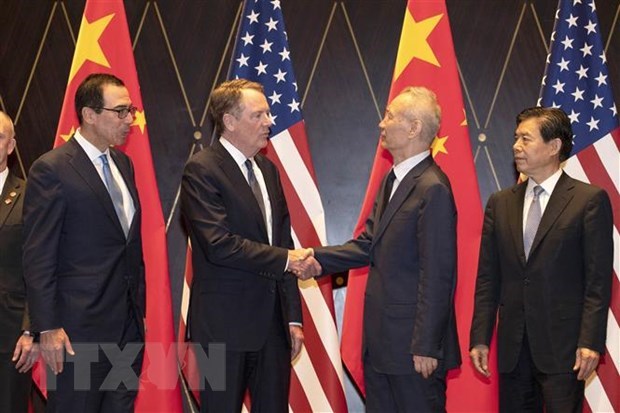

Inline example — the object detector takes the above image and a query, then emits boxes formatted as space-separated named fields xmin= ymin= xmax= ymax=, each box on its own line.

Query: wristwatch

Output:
xmin=22 ymin=330 xmax=41 ymax=342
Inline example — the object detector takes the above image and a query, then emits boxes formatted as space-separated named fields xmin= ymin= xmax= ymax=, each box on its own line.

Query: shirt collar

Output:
xmin=392 ymin=150 xmax=431 ymax=182
xmin=73 ymin=129 xmax=110 ymax=162
xmin=0 ymin=167 xmax=8 ymax=195
xmin=526 ymin=167 xmax=562 ymax=196
xmin=220 ymin=137 xmax=251 ymax=168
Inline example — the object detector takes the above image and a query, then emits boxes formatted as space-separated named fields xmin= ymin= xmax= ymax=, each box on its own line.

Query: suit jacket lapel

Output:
xmin=509 ymin=182 xmax=527 ymax=265
xmin=529 ymin=172 xmax=574 ymax=258
xmin=66 ymin=138 xmax=125 ymax=235
xmin=373 ymin=156 xmax=433 ymax=243
xmin=0 ymin=173 xmax=22 ymax=228
xmin=214 ymin=141 xmax=269 ymax=240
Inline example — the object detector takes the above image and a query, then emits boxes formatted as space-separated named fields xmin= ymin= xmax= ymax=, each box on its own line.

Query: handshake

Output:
xmin=287 ymin=248 xmax=322 ymax=280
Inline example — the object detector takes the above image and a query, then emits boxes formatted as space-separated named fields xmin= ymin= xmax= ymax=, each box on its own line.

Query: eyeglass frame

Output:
xmin=91 ymin=105 xmax=137 ymax=119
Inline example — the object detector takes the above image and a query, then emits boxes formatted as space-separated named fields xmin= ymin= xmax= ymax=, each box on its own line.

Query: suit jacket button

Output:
xmin=524 ymin=278 xmax=530 ymax=286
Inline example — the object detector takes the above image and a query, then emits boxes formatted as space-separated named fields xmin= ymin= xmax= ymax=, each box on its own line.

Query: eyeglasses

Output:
xmin=94 ymin=106 xmax=137 ymax=119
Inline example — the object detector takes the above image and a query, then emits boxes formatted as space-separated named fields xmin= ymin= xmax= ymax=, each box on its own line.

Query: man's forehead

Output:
xmin=103 ymin=84 xmax=131 ymax=103
xmin=0 ymin=116 xmax=14 ymax=137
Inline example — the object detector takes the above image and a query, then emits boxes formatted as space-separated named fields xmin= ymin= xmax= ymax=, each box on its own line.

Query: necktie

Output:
xmin=245 ymin=159 xmax=267 ymax=226
xmin=523 ymin=185 xmax=543 ymax=259
xmin=100 ymin=154 xmax=129 ymax=237
xmin=380 ymin=169 xmax=396 ymax=218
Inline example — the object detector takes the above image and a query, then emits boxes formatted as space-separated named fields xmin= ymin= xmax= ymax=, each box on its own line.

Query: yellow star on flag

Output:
xmin=68 ymin=13 xmax=115 ymax=82
xmin=393 ymin=12 xmax=443 ymax=80
xmin=60 ymin=126 xmax=76 ymax=142
xmin=461 ymin=108 xmax=468 ymax=126
xmin=431 ymin=135 xmax=448 ymax=158
xmin=131 ymin=109 xmax=147 ymax=134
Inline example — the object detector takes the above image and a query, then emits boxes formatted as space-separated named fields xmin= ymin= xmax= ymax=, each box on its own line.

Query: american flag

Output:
xmin=230 ymin=0 xmax=348 ymax=411
xmin=539 ymin=0 xmax=619 ymax=411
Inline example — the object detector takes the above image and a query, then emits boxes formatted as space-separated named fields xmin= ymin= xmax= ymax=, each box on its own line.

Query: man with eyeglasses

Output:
xmin=23 ymin=73 xmax=145 ymax=413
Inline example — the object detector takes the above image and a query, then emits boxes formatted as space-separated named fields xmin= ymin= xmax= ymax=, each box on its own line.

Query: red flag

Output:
xmin=340 ymin=0 xmax=499 ymax=411
xmin=50 ymin=1 xmax=183 ymax=411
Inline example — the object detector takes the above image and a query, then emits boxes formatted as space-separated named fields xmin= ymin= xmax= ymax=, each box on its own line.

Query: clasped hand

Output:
xmin=287 ymin=248 xmax=322 ymax=280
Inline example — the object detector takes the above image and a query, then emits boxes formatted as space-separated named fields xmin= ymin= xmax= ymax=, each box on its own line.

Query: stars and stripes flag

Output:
xmin=340 ymin=1 xmax=496 ymax=411
xmin=178 ymin=0 xmax=348 ymax=411
xmin=49 ymin=1 xmax=183 ymax=412
xmin=538 ymin=0 xmax=619 ymax=411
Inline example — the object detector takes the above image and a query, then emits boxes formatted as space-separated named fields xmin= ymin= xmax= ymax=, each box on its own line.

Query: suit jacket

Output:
xmin=181 ymin=140 xmax=302 ymax=352
xmin=22 ymin=138 xmax=145 ymax=344
xmin=0 ymin=172 xmax=29 ymax=353
xmin=315 ymin=157 xmax=461 ymax=374
xmin=470 ymin=172 xmax=613 ymax=374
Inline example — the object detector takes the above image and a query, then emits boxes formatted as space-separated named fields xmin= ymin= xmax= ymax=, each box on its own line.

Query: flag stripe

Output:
xmin=289 ymin=368 xmax=314 ymax=413
xmin=595 ymin=329 xmax=620 ymax=412
xmin=593 ymin=134 xmax=619 ymax=191
xmin=272 ymin=128 xmax=327 ymax=243
xmin=610 ymin=273 xmax=620 ymax=328
xmin=604 ymin=309 xmax=620 ymax=376
xmin=584 ymin=374 xmax=614 ymax=413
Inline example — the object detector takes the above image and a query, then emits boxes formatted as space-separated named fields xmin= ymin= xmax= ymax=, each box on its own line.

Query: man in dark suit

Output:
xmin=23 ymin=74 xmax=146 ymax=413
xmin=181 ymin=79 xmax=305 ymax=413
xmin=0 ymin=110 xmax=38 ymax=412
xmin=469 ymin=107 xmax=613 ymax=412
xmin=298 ymin=87 xmax=461 ymax=412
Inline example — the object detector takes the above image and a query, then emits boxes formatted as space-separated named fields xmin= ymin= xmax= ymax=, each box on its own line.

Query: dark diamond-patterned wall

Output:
xmin=0 ymin=0 xmax=618 ymax=409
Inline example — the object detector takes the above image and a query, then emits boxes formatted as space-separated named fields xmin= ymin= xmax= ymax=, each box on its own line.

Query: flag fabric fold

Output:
xmin=340 ymin=1 xmax=499 ymax=411
xmin=50 ymin=1 xmax=183 ymax=411
xmin=539 ymin=1 xmax=619 ymax=411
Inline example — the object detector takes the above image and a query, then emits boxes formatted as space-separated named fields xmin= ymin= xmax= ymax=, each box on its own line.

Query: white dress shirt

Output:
xmin=522 ymin=168 xmax=563 ymax=235
xmin=0 ymin=167 xmax=8 ymax=195
xmin=73 ymin=130 xmax=136 ymax=228
xmin=220 ymin=137 xmax=274 ymax=245
xmin=388 ymin=150 xmax=431 ymax=200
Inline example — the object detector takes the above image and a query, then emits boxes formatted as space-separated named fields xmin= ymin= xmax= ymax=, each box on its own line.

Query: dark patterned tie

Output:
xmin=523 ymin=185 xmax=543 ymax=259
xmin=245 ymin=159 xmax=267 ymax=226
xmin=100 ymin=154 xmax=129 ymax=237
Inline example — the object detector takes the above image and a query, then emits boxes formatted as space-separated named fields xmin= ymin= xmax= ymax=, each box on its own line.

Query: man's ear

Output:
xmin=222 ymin=113 xmax=236 ymax=132
xmin=409 ymin=119 xmax=422 ymax=139
xmin=7 ymin=137 xmax=16 ymax=156
xmin=82 ymin=107 xmax=98 ymax=125
xmin=549 ymin=137 xmax=562 ymax=157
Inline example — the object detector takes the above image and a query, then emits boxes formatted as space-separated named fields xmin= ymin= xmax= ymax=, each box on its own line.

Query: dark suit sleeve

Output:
xmin=181 ymin=158 xmax=288 ymax=278
xmin=469 ymin=193 xmax=501 ymax=348
xmin=313 ymin=205 xmax=375 ymax=274
xmin=22 ymin=158 xmax=65 ymax=332
xmin=411 ymin=182 xmax=457 ymax=357
xmin=578 ymin=189 xmax=613 ymax=353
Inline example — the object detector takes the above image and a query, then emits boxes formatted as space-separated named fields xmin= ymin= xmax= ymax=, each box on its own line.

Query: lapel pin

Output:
xmin=9 ymin=191 xmax=17 ymax=198
xmin=4 ymin=198 xmax=12 ymax=205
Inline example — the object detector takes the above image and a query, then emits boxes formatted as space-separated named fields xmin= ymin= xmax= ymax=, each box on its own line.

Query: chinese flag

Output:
xmin=340 ymin=0 xmax=498 ymax=410
xmin=45 ymin=0 xmax=183 ymax=411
